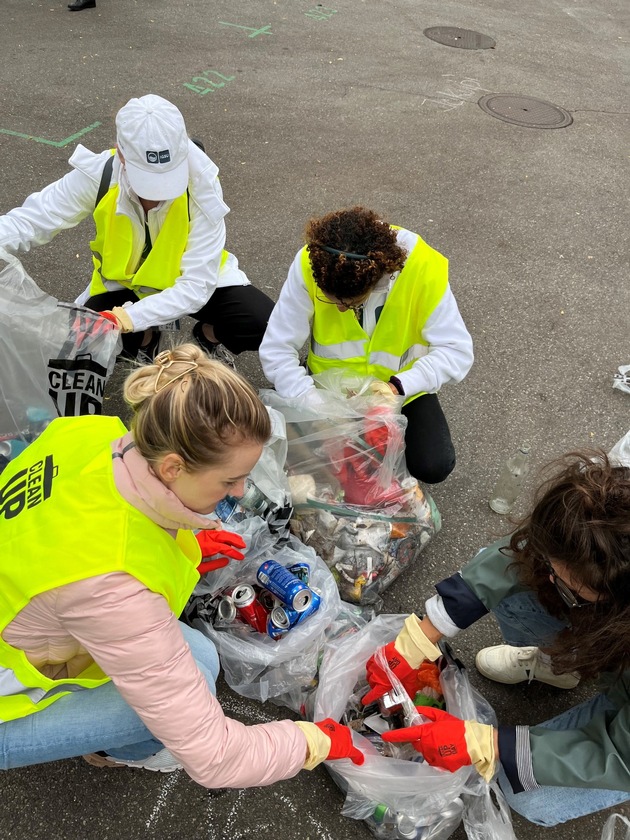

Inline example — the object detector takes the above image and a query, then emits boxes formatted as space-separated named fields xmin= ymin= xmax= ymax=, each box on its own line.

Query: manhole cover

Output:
xmin=478 ymin=94 xmax=573 ymax=128
xmin=423 ymin=26 xmax=496 ymax=50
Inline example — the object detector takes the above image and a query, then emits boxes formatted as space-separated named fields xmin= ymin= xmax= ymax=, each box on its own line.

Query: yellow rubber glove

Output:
xmin=100 ymin=306 xmax=134 ymax=333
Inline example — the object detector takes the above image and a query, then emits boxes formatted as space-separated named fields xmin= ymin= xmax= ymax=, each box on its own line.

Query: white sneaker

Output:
xmin=475 ymin=645 xmax=580 ymax=689
xmin=84 ymin=748 xmax=182 ymax=773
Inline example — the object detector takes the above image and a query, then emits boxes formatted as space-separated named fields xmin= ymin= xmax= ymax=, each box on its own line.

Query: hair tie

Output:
xmin=154 ymin=350 xmax=199 ymax=393
xmin=318 ymin=244 xmax=371 ymax=261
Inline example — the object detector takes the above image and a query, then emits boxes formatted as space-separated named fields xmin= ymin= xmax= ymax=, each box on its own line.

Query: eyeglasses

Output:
xmin=544 ymin=561 xmax=596 ymax=609
xmin=315 ymin=290 xmax=368 ymax=319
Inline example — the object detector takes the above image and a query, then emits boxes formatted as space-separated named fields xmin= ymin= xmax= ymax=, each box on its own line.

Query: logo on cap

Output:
xmin=146 ymin=149 xmax=171 ymax=165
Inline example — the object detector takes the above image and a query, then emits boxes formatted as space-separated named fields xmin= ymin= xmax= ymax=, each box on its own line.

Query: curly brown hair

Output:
xmin=305 ymin=207 xmax=407 ymax=301
xmin=505 ymin=449 xmax=630 ymax=679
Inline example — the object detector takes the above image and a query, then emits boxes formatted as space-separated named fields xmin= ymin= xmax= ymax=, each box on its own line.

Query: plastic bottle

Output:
xmin=489 ymin=442 xmax=531 ymax=514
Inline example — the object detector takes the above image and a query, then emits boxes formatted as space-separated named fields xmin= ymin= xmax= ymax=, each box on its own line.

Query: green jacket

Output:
xmin=433 ymin=538 xmax=630 ymax=793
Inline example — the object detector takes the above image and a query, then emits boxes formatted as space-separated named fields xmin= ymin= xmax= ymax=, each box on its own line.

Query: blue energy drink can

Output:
xmin=279 ymin=590 xmax=322 ymax=627
xmin=257 ymin=560 xmax=312 ymax=612
xmin=214 ymin=495 xmax=240 ymax=523
xmin=287 ymin=562 xmax=310 ymax=586
xmin=267 ymin=606 xmax=292 ymax=640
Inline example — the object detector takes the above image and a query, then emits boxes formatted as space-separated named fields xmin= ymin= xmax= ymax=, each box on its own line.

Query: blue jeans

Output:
xmin=491 ymin=591 xmax=630 ymax=825
xmin=0 ymin=622 xmax=219 ymax=769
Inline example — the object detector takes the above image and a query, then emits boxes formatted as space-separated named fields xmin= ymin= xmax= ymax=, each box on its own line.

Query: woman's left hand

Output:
xmin=195 ymin=529 xmax=247 ymax=574
xmin=382 ymin=706 xmax=497 ymax=782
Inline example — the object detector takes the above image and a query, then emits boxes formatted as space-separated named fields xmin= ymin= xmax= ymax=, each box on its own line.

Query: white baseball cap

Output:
xmin=116 ymin=94 xmax=190 ymax=200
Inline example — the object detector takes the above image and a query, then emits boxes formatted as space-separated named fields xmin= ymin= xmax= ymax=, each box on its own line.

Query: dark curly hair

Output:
xmin=305 ymin=207 xmax=407 ymax=301
xmin=506 ymin=450 xmax=630 ymax=680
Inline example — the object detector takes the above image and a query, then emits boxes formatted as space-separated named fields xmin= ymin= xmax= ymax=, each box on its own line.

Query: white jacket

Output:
xmin=0 ymin=143 xmax=249 ymax=333
xmin=260 ymin=228 xmax=474 ymax=400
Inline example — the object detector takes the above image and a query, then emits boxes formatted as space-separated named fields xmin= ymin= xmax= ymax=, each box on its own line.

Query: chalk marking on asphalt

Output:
xmin=145 ymin=769 xmax=181 ymax=830
xmin=0 ymin=121 xmax=101 ymax=147
xmin=218 ymin=21 xmax=272 ymax=38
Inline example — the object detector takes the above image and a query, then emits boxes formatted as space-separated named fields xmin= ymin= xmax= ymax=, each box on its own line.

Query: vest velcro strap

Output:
xmin=310 ymin=337 xmax=367 ymax=360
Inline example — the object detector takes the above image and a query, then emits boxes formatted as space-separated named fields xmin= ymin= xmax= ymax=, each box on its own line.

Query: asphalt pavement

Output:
xmin=1 ymin=0 xmax=629 ymax=837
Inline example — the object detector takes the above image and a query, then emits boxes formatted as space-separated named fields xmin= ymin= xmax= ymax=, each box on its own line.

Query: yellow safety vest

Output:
xmin=89 ymin=153 xmax=228 ymax=298
xmin=303 ymin=228 xmax=448 ymax=403
xmin=0 ymin=415 xmax=200 ymax=723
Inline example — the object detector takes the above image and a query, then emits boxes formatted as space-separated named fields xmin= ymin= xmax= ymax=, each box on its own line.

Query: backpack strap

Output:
xmin=95 ymin=154 xmax=115 ymax=209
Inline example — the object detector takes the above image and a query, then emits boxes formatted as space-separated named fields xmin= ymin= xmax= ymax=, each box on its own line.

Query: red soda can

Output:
xmin=232 ymin=584 xmax=269 ymax=634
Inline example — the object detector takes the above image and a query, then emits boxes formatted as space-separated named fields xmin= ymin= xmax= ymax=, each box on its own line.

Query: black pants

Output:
xmin=401 ymin=393 xmax=455 ymax=484
xmin=85 ymin=285 xmax=275 ymax=356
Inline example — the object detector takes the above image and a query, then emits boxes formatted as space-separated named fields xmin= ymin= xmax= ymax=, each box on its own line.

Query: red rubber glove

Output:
xmin=363 ymin=640 xmax=419 ymax=706
xmin=99 ymin=310 xmax=120 ymax=327
xmin=382 ymin=706 xmax=496 ymax=781
xmin=314 ymin=719 xmax=365 ymax=765
xmin=195 ymin=529 xmax=246 ymax=574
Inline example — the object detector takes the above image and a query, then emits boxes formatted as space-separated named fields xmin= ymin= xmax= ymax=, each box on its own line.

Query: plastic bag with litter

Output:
xmin=0 ymin=248 xmax=120 ymax=472
xmin=261 ymin=372 xmax=440 ymax=604
xmin=312 ymin=614 xmax=516 ymax=840
xmin=184 ymin=517 xmax=341 ymax=710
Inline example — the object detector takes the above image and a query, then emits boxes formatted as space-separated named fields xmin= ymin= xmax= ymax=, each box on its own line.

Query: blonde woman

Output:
xmin=0 ymin=345 xmax=362 ymax=786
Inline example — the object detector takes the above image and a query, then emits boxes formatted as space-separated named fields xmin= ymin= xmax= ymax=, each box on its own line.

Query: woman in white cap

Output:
xmin=0 ymin=94 xmax=274 ymax=368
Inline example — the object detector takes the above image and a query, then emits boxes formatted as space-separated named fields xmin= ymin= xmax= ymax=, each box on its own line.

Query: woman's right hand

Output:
xmin=294 ymin=720 xmax=365 ymax=768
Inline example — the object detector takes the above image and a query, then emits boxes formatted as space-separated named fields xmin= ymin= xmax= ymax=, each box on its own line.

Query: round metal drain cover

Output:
xmin=423 ymin=26 xmax=496 ymax=50
xmin=478 ymin=94 xmax=573 ymax=128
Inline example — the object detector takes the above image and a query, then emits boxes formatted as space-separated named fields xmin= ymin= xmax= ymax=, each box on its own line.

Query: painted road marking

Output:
xmin=0 ymin=121 xmax=101 ymax=147
xmin=218 ymin=22 xmax=272 ymax=38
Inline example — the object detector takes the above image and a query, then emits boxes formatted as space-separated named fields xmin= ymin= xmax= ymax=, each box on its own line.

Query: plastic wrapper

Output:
xmin=312 ymin=615 xmax=516 ymax=840
xmin=613 ymin=365 xmax=630 ymax=395
xmin=602 ymin=814 xmax=630 ymax=840
xmin=0 ymin=248 xmax=120 ymax=473
xmin=608 ymin=428 xmax=630 ymax=469
xmin=183 ymin=517 xmax=341 ymax=710
xmin=261 ymin=373 xmax=441 ymax=603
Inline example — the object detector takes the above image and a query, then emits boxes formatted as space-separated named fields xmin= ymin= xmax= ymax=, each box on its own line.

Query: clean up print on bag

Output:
xmin=47 ymin=356 xmax=108 ymax=417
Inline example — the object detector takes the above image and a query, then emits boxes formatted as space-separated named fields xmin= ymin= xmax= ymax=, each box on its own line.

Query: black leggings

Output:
xmin=401 ymin=393 xmax=455 ymax=484
xmin=85 ymin=285 xmax=275 ymax=356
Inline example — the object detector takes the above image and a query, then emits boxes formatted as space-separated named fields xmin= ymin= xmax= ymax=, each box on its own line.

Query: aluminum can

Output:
xmin=238 ymin=480 xmax=269 ymax=515
xmin=217 ymin=596 xmax=237 ymax=622
xmin=281 ymin=590 xmax=322 ymax=627
xmin=287 ymin=562 xmax=310 ymax=585
xmin=267 ymin=605 xmax=292 ymax=640
xmin=257 ymin=588 xmax=277 ymax=612
xmin=214 ymin=495 xmax=240 ymax=523
xmin=231 ymin=583 xmax=269 ymax=634
xmin=256 ymin=560 xmax=312 ymax=612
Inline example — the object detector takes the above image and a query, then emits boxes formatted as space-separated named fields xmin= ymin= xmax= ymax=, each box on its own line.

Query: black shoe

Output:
xmin=191 ymin=322 xmax=236 ymax=369
xmin=136 ymin=330 xmax=161 ymax=365
xmin=68 ymin=0 xmax=96 ymax=9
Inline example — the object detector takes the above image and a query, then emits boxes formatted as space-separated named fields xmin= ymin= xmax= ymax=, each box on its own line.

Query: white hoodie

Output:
xmin=0 ymin=142 xmax=249 ymax=333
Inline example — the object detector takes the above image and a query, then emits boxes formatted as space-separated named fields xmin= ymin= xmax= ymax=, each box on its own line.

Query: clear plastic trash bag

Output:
xmin=184 ymin=517 xmax=341 ymax=709
xmin=311 ymin=614 xmax=516 ymax=840
xmin=0 ymin=248 xmax=120 ymax=471
xmin=261 ymin=372 xmax=441 ymax=603
xmin=602 ymin=814 xmax=630 ymax=840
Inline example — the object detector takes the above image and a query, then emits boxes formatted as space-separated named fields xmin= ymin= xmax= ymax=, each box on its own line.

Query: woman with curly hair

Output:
xmin=363 ymin=450 xmax=630 ymax=826
xmin=260 ymin=206 xmax=473 ymax=484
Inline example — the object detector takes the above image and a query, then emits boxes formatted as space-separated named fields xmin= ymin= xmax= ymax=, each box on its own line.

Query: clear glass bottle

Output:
xmin=489 ymin=442 xmax=531 ymax=514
